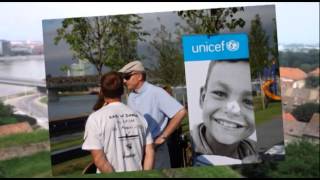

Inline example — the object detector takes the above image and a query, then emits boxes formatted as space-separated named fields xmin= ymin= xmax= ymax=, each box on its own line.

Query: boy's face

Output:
xmin=200 ymin=61 xmax=255 ymax=145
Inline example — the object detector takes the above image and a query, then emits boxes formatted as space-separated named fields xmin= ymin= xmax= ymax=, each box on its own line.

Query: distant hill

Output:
xmin=278 ymin=43 xmax=319 ymax=52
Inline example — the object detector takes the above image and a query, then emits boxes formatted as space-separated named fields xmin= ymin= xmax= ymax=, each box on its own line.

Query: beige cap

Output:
xmin=118 ymin=61 xmax=145 ymax=74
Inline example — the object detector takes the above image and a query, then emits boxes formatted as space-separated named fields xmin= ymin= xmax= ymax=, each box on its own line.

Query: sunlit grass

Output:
xmin=0 ymin=129 xmax=49 ymax=149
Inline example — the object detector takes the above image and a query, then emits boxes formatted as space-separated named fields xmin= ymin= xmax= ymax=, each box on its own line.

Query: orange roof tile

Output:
xmin=280 ymin=67 xmax=307 ymax=81
xmin=283 ymin=112 xmax=297 ymax=121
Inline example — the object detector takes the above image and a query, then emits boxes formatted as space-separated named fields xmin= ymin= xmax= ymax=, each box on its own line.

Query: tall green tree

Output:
xmin=152 ymin=7 xmax=247 ymax=86
xmin=54 ymin=15 xmax=149 ymax=75
xmin=149 ymin=22 xmax=185 ymax=86
xmin=249 ymin=14 xmax=270 ymax=79
xmin=249 ymin=14 xmax=270 ymax=110
xmin=109 ymin=15 xmax=150 ymax=69
xmin=270 ymin=18 xmax=279 ymax=60
xmin=177 ymin=7 xmax=246 ymax=34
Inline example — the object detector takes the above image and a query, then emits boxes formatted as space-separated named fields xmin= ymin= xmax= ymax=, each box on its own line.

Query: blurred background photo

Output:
xmin=0 ymin=2 xmax=318 ymax=178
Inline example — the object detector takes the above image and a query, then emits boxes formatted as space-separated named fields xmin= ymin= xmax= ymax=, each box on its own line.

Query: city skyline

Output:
xmin=0 ymin=2 xmax=319 ymax=45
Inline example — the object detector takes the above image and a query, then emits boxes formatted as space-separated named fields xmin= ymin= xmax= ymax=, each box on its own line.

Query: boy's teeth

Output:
xmin=217 ymin=119 xmax=238 ymax=128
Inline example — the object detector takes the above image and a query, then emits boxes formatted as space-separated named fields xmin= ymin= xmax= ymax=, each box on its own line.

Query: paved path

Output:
xmin=0 ymin=142 xmax=50 ymax=161
xmin=0 ymin=84 xmax=35 ymax=98
xmin=256 ymin=116 xmax=285 ymax=152
xmin=4 ymin=93 xmax=48 ymax=129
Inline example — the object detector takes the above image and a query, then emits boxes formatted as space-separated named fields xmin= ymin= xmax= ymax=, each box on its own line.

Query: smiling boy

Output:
xmin=191 ymin=59 xmax=259 ymax=164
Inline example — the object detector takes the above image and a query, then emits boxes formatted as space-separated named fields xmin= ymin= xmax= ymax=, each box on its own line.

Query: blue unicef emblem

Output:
xmin=226 ymin=40 xmax=240 ymax=52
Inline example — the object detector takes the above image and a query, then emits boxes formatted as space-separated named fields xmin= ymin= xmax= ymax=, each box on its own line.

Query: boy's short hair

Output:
xmin=204 ymin=59 xmax=249 ymax=89
xmin=100 ymin=71 xmax=124 ymax=98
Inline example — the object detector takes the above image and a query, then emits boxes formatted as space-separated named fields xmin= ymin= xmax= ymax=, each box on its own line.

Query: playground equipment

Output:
xmin=262 ymin=79 xmax=281 ymax=101
xmin=261 ymin=62 xmax=281 ymax=101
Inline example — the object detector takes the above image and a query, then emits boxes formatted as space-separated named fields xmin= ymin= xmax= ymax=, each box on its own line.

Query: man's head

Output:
xmin=118 ymin=61 xmax=146 ymax=91
xmin=199 ymin=60 xmax=255 ymax=145
xmin=100 ymin=71 xmax=124 ymax=99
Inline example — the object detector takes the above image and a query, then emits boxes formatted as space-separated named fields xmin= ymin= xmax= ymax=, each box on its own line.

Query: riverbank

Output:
xmin=3 ymin=93 xmax=48 ymax=130
xmin=0 ymin=84 xmax=36 ymax=100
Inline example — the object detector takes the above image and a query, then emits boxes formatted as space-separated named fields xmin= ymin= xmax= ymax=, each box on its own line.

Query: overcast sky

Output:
xmin=0 ymin=2 xmax=319 ymax=45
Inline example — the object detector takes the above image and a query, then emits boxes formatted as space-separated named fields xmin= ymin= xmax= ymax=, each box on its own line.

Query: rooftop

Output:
xmin=280 ymin=67 xmax=307 ymax=81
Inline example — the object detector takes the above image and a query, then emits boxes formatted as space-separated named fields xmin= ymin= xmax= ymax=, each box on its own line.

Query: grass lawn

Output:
xmin=52 ymin=155 xmax=92 ymax=176
xmin=253 ymin=96 xmax=265 ymax=111
xmin=0 ymin=149 xmax=241 ymax=178
xmin=39 ymin=96 xmax=48 ymax=104
xmin=160 ymin=166 xmax=242 ymax=178
xmin=65 ymin=169 xmax=167 ymax=178
xmin=53 ymin=154 xmax=167 ymax=178
xmin=51 ymin=153 xmax=241 ymax=178
xmin=254 ymin=102 xmax=282 ymax=125
xmin=51 ymin=136 xmax=83 ymax=152
xmin=0 ymin=117 xmax=18 ymax=126
xmin=0 ymin=151 xmax=52 ymax=178
xmin=0 ymin=129 xmax=49 ymax=149
xmin=58 ymin=163 xmax=241 ymax=178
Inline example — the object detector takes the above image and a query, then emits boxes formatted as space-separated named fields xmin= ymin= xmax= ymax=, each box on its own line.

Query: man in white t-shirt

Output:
xmin=82 ymin=71 xmax=154 ymax=173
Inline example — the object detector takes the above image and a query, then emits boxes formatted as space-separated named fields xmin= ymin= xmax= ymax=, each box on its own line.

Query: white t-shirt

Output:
xmin=82 ymin=102 xmax=153 ymax=173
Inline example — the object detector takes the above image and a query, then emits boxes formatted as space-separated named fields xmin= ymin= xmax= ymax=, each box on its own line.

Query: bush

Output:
xmin=292 ymin=103 xmax=319 ymax=122
xmin=268 ymin=140 xmax=319 ymax=178
xmin=231 ymin=160 xmax=278 ymax=178
xmin=305 ymin=76 xmax=320 ymax=88
xmin=233 ymin=140 xmax=319 ymax=178
xmin=0 ymin=117 xmax=18 ymax=126
xmin=0 ymin=101 xmax=13 ymax=117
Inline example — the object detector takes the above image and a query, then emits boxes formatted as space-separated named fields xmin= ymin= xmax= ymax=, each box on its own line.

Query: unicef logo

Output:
xmin=226 ymin=40 xmax=240 ymax=52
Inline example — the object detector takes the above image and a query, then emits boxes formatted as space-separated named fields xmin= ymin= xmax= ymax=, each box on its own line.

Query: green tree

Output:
xmin=0 ymin=101 xmax=13 ymax=117
xmin=279 ymin=49 xmax=319 ymax=70
xmin=157 ymin=7 xmax=246 ymax=85
xmin=305 ymin=76 xmax=320 ymax=88
xmin=54 ymin=15 xmax=149 ymax=75
xmin=149 ymin=22 xmax=185 ymax=86
xmin=249 ymin=14 xmax=270 ymax=110
xmin=108 ymin=15 xmax=150 ymax=70
xmin=300 ymin=63 xmax=313 ymax=73
xmin=177 ymin=7 xmax=246 ymax=34
xmin=292 ymin=103 xmax=319 ymax=122
xmin=59 ymin=65 xmax=70 ymax=76
xmin=249 ymin=14 xmax=270 ymax=79
xmin=270 ymin=18 xmax=279 ymax=60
